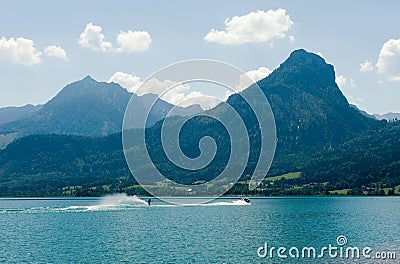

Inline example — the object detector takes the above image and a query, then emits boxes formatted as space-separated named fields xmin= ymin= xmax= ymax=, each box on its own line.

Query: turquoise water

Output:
xmin=0 ymin=195 xmax=399 ymax=263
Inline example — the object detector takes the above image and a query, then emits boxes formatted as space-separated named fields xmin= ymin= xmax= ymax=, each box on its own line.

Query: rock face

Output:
xmin=226 ymin=49 xmax=376 ymax=152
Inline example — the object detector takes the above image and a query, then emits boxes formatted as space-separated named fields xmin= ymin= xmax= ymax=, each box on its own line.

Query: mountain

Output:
xmin=255 ymin=49 xmax=376 ymax=149
xmin=347 ymin=105 xmax=400 ymax=123
xmin=1 ymin=122 xmax=398 ymax=196
xmin=0 ymin=76 xmax=202 ymax=143
xmin=0 ymin=133 xmax=131 ymax=196
xmin=149 ymin=49 xmax=379 ymax=183
xmin=1 ymin=49 xmax=398 ymax=196
xmin=0 ymin=104 xmax=42 ymax=124
xmin=373 ymin=112 xmax=400 ymax=121
xmin=350 ymin=104 xmax=377 ymax=120
xmin=301 ymin=121 xmax=400 ymax=190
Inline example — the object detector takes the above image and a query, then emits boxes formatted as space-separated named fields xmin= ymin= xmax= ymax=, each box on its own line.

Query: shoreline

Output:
xmin=1 ymin=194 xmax=399 ymax=199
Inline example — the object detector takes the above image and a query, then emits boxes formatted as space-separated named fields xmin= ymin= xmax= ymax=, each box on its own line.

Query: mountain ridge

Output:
xmin=241 ymin=49 xmax=376 ymax=151
xmin=0 ymin=49 xmax=398 ymax=196
xmin=0 ymin=104 xmax=42 ymax=124
xmin=0 ymin=76 xmax=202 ymax=145
xmin=373 ymin=112 xmax=400 ymax=121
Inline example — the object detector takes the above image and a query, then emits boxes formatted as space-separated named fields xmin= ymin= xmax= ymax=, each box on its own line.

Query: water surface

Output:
xmin=0 ymin=196 xmax=398 ymax=263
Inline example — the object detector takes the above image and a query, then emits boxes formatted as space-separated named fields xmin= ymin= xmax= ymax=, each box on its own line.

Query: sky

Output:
xmin=0 ymin=0 xmax=399 ymax=114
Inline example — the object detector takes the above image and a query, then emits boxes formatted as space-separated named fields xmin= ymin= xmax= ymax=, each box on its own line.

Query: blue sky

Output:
xmin=0 ymin=0 xmax=399 ymax=114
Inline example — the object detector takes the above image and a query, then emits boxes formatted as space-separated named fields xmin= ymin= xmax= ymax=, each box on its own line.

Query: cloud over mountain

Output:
xmin=335 ymin=74 xmax=360 ymax=105
xmin=237 ymin=67 xmax=272 ymax=91
xmin=108 ymin=72 xmax=142 ymax=93
xmin=108 ymin=73 xmax=219 ymax=109
xmin=109 ymin=65 xmax=274 ymax=109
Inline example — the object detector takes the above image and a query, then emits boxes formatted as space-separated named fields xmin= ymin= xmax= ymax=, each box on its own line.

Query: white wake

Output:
xmin=1 ymin=194 xmax=250 ymax=214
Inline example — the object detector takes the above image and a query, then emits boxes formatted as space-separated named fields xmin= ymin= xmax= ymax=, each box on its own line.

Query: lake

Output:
xmin=0 ymin=195 xmax=399 ymax=263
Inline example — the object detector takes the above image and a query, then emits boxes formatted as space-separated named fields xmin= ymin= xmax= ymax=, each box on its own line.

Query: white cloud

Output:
xmin=179 ymin=95 xmax=221 ymax=109
xmin=204 ymin=9 xmax=294 ymax=45
xmin=78 ymin=23 xmax=112 ymax=51
xmin=359 ymin=60 xmax=373 ymax=72
xmin=223 ymin=90 xmax=235 ymax=102
xmin=335 ymin=75 xmax=347 ymax=89
xmin=108 ymin=67 xmax=272 ymax=109
xmin=108 ymin=72 xmax=142 ymax=93
xmin=237 ymin=67 xmax=272 ymax=91
xmin=140 ymin=78 xmax=222 ymax=109
xmin=336 ymin=75 xmax=356 ymax=89
xmin=336 ymin=74 xmax=359 ymax=104
xmin=117 ymin=30 xmax=152 ymax=52
xmin=221 ymin=67 xmax=273 ymax=102
xmin=108 ymin=75 xmax=188 ymax=97
xmin=44 ymin=45 xmax=67 ymax=61
xmin=109 ymin=67 xmax=273 ymax=109
xmin=78 ymin=23 xmax=152 ymax=53
xmin=108 ymin=73 xmax=219 ymax=109
xmin=139 ymin=78 xmax=188 ymax=97
xmin=376 ymin=38 xmax=400 ymax=81
xmin=288 ymin=35 xmax=296 ymax=42
xmin=140 ymin=79 xmax=219 ymax=108
xmin=0 ymin=37 xmax=41 ymax=66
